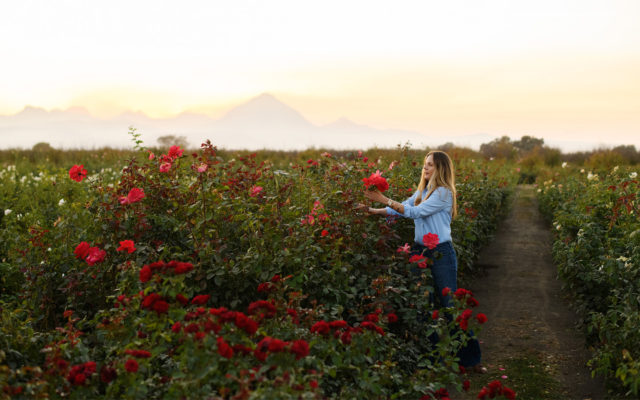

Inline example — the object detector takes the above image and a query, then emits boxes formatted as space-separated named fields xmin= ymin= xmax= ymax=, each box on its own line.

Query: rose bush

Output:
xmin=537 ymin=165 xmax=640 ymax=395
xmin=0 ymin=140 xmax=515 ymax=398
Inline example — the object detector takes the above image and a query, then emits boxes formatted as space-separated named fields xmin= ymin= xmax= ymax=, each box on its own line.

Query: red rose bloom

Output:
xmin=409 ymin=254 xmax=426 ymax=263
xmin=362 ymin=170 xmax=389 ymax=192
xmin=117 ymin=240 xmax=136 ymax=253
xmin=191 ymin=294 xmax=210 ymax=305
xmin=171 ymin=322 xmax=182 ymax=333
xmin=476 ymin=313 xmax=488 ymax=324
xmin=423 ymin=232 xmax=439 ymax=250
xmin=74 ymin=241 xmax=91 ymax=259
xmin=175 ymin=293 xmax=189 ymax=306
xmin=387 ymin=313 xmax=399 ymax=323
xmin=69 ymin=164 xmax=87 ymax=182
xmin=85 ymin=247 xmax=106 ymax=266
xmin=290 ymin=340 xmax=310 ymax=360
xmin=217 ymin=337 xmax=234 ymax=359
xmin=168 ymin=145 xmax=183 ymax=159
xmin=152 ymin=300 xmax=169 ymax=314
xmin=119 ymin=187 xmax=145 ymax=205
xmin=124 ymin=359 xmax=138 ymax=373
xmin=173 ymin=262 xmax=193 ymax=274
xmin=139 ymin=265 xmax=152 ymax=283
xmin=125 ymin=349 xmax=152 ymax=358
xmin=310 ymin=321 xmax=331 ymax=335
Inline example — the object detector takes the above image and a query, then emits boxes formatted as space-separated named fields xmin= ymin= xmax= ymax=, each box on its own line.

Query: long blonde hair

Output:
xmin=414 ymin=150 xmax=457 ymax=218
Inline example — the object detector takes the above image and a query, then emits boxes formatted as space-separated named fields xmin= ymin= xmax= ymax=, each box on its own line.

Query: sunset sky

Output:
xmin=1 ymin=0 xmax=639 ymax=150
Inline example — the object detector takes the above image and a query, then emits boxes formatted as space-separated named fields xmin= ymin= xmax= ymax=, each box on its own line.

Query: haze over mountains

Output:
xmin=0 ymin=93 xmax=502 ymax=151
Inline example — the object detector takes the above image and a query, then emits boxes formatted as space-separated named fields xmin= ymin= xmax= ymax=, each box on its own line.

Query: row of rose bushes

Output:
xmin=537 ymin=165 xmax=640 ymax=396
xmin=1 ymin=140 xmax=516 ymax=398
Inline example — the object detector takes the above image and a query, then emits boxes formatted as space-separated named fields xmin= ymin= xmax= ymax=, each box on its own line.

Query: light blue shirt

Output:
xmin=386 ymin=186 xmax=453 ymax=245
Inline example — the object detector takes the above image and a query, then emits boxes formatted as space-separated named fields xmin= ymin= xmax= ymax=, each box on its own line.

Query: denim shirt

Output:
xmin=386 ymin=186 xmax=453 ymax=245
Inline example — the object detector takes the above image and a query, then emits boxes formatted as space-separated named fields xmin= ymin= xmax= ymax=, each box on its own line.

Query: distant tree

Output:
xmin=611 ymin=145 xmax=639 ymax=164
xmin=157 ymin=135 xmax=188 ymax=149
xmin=32 ymin=142 xmax=54 ymax=152
xmin=513 ymin=135 xmax=544 ymax=154
xmin=480 ymin=136 xmax=517 ymax=160
xmin=437 ymin=142 xmax=456 ymax=152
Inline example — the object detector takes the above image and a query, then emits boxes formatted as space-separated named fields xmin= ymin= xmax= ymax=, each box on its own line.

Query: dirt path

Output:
xmin=458 ymin=185 xmax=608 ymax=399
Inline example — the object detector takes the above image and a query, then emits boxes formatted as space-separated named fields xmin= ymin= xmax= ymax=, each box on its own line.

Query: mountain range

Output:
xmin=0 ymin=93 xmax=498 ymax=150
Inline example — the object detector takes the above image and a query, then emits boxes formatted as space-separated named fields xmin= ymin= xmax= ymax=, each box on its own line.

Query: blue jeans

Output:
xmin=410 ymin=241 xmax=457 ymax=307
xmin=410 ymin=241 xmax=482 ymax=367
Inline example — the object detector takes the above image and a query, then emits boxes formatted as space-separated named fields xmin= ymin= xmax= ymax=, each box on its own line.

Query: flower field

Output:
xmin=537 ymin=165 xmax=640 ymax=395
xmin=1 ymin=139 xmax=516 ymax=399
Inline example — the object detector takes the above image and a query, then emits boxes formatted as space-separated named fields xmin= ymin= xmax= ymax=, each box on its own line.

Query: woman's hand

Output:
xmin=363 ymin=189 xmax=387 ymax=204
xmin=353 ymin=203 xmax=369 ymax=213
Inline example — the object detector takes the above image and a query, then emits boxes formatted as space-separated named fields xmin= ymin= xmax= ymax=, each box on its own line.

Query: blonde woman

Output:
xmin=360 ymin=150 xmax=484 ymax=372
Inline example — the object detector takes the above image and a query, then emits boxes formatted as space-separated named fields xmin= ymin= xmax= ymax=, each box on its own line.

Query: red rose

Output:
xmin=69 ymin=164 xmax=87 ymax=182
xmin=442 ymin=287 xmax=451 ymax=297
xmin=117 ymin=240 xmax=136 ymax=253
xmin=329 ymin=320 xmax=348 ymax=330
xmin=120 ymin=187 xmax=145 ymax=205
xmin=168 ymin=145 xmax=183 ymax=159
xmin=321 ymin=229 xmax=329 ymax=237
xmin=171 ymin=322 xmax=182 ymax=333
xmin=364 ymin=313 xmax=379 ymax=323
xmin=476 ymin=313 xmax=488 ymax=324
xmin=73 ymin=241 xmax=91 ymax=259
xmin=502 ymin=387 xmax=516 ymax=400
xmin=217 ymin=338 xmax=234 ymax=358
xmin=85 ymin=247 xmax=106 ymax=266
xmin=290 ymin=340 xmax=309 ymax=360
xmin=309 ymin=380 xmax=318 ymax=389
xmin=191 ymin=294 xmax=210 ymax=305
xmin=386 ymin=313 xmax=399 ymax=323
xmin=125 ymin=349 xmax=152 ymax=358
xmin=142 ymin=293 xmax=160 ymax=309
xmin=409 ymin=254 xmax=426 ymax=263
xmin=431 ymin=310 xmax=439 ymax=320
xmin=139 ymin=265 xmax=152 ymax=283
xmin=173 ymin=262 xmax=194 ymax=274
xmin=362 ymin=170 xmax=389 ymax=192
xmin=124 ymin=359 xmax=138 ymax=373
xmin=462 ymin=379 xmax=470 ymax=391
xmin=159 ymin=162 xmax=172 ymax=173
xmin=152 ymin=300 xmax=169 ymax=314
xmin=422 ymin=232 xmax=439 ymax=250
xmin=310 ymin=321 xmax=331 ymax=335
xmin=175 ymin=293 xmax=189 ymax=306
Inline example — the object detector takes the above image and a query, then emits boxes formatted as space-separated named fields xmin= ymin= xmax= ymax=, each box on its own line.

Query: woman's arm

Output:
xmin=363 ymin=190 xmax=405 ymax=214
xmin=354 ymin=203 xmax=387 ymax=215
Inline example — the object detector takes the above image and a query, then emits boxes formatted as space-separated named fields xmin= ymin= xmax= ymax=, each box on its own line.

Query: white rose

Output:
xmin=58 ymin=199 xmax=66 ymax=206
xmin=4 ymin=209 xmax=11 ymax=216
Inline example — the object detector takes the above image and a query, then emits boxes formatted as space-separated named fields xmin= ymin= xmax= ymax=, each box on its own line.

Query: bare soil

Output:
xmin=456 ymin=185 xmax=609 ymax=400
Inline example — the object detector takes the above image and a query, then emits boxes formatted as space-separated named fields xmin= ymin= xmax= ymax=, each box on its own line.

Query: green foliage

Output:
xmin=537 ymin=165 xmax=640 ymax=396
xmin=0 ymin=141 xmax=515 ymax=398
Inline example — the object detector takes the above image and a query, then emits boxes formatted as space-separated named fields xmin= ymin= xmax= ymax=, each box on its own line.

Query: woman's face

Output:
xmin=423 ymin=154 xmax=435 ymax=181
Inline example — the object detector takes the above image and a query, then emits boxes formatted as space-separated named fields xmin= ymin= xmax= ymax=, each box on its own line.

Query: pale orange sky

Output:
xmin=1 ymin=0 xmax=639 ymax=148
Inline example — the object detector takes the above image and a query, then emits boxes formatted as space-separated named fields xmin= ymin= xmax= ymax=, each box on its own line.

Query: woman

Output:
xmin=358 ymin=150 xmax=484 ymax=372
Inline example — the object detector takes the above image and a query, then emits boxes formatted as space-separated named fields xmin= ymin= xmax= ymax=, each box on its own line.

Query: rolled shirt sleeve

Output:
xmin=401 ymin=187 xmax=452 ymax=219
xmin=385 ymin=191 xmax=417 ymax=217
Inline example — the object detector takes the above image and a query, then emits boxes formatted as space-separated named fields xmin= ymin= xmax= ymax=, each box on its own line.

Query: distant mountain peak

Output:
xmin=219 ymin=92 xmax=313 ymax=128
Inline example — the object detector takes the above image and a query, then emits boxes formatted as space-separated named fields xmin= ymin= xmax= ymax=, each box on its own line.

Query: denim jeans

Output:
xmin=410 ymin=241 xmax=457 ymax=307
xmin=410 ymin=240 xmax=482 ymax=367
